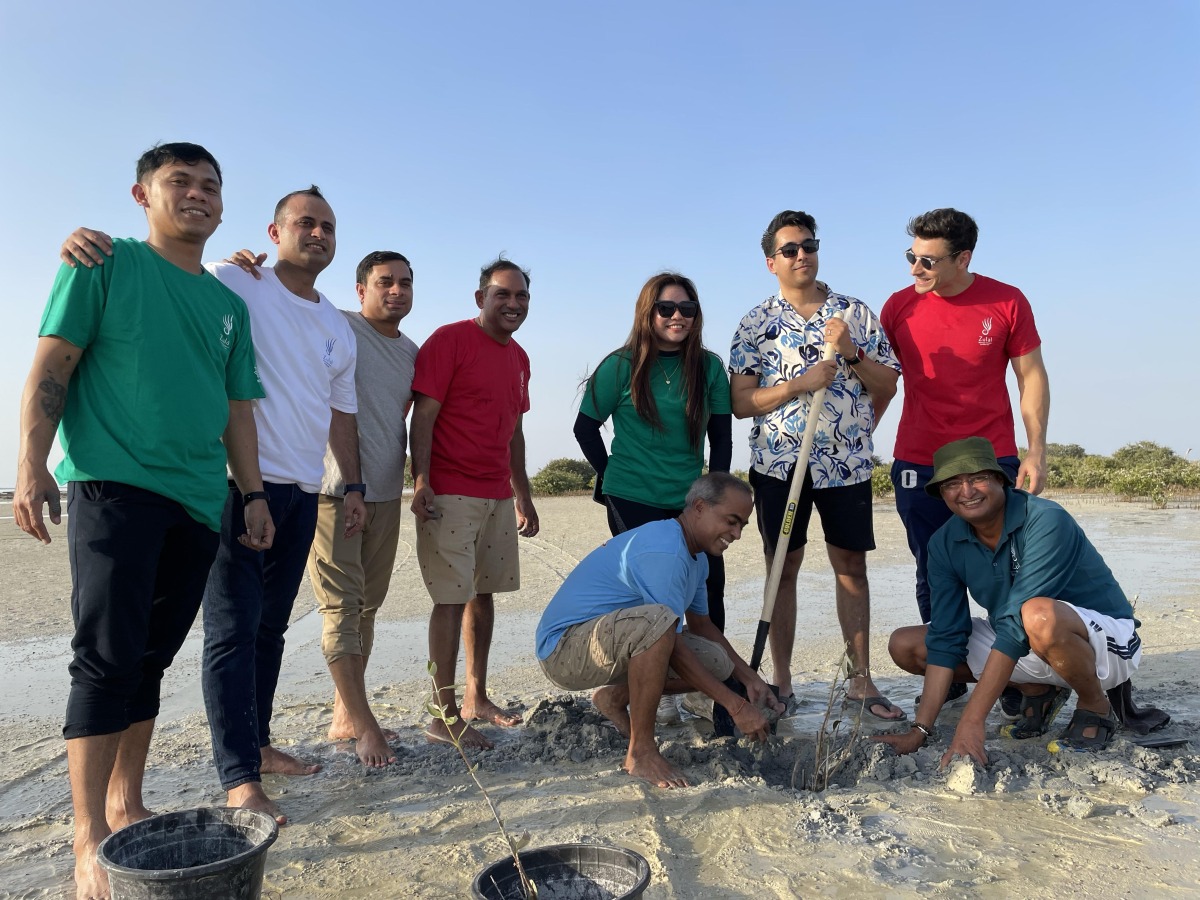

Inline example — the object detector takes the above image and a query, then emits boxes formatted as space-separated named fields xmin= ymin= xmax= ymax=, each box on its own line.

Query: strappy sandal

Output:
xmin=1055 ymin=707 xmax=1119 ymax=751
xmin=999 ymin=686 xmax=1071 ymax=739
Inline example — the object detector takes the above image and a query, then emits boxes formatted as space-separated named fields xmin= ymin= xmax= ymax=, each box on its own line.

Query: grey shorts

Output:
xmin=539 ymin=603 xmax=734 ymax=691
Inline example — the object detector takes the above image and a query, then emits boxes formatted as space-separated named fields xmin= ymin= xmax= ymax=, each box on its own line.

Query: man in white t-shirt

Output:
xmin=60 ymin=186 xmax=366 ymax=825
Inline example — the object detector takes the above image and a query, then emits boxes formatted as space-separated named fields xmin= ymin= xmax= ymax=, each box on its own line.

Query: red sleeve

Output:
xmin=412 ymin=325 xmax=457 ymax=403
xmin=1005 ymin=291 xmax=1042 ymax=360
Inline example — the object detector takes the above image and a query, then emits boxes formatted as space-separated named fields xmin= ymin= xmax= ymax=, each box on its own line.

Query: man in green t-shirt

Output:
xmin=14 ymin=142 xmax=272 ymax=900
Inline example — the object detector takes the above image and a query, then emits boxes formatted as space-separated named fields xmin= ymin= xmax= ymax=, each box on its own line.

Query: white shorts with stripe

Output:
xmin=965 ymin=601 xmax=1141 ymax=691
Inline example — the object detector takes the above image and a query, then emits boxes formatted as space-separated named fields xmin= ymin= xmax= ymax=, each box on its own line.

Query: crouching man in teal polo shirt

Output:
xmin=876 ymin=437 xmax=1161 ymax=765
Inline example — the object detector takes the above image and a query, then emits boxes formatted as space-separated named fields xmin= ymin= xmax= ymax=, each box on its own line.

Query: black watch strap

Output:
xmin=243 ymin=491 xmax=269 ymax=504
xmin=845 ymin=346 xmax=865 ymax=365
xmin=344 ymin=483 xmax=367 ymax=496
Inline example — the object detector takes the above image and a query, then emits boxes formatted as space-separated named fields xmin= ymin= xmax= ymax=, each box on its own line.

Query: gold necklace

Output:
xmin=657 ymin=357 xmax=682 ymax=385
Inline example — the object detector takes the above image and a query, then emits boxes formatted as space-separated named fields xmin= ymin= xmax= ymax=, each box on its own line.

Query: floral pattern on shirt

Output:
xmin=728 ymin=286 xmax=900 ymax=488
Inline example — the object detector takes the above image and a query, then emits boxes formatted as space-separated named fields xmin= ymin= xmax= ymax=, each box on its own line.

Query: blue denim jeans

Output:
xmin=202 ymin=481 xmax=318 ymax=790
xmin=891 ymin=456 xmax=1020 ymax=623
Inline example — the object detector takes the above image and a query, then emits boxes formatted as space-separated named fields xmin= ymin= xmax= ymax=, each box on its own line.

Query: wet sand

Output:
xmin=1 ymin=495 xmax=1198 ymax=898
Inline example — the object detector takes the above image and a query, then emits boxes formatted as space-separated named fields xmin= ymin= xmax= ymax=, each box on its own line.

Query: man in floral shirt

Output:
xmin=729 ymin=209 xmax=903 ymax=720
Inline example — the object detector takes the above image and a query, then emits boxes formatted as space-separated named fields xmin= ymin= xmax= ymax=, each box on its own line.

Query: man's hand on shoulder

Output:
xmin=60 ymin=228 xmax=113 ymax=269
xmin=223 ymin=250 xmax=267 ymax=280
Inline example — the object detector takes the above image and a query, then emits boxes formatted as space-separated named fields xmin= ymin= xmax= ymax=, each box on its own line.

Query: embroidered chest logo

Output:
xmin=220 ymin=314 xmax=234 ymax=349
xmin=978 ymin=317 xmax=994 ymax=346
xmin=323 ymin=337 xmax=336 ymax=368
xmin=1009 ymin=543 xmax=1021 ymax=575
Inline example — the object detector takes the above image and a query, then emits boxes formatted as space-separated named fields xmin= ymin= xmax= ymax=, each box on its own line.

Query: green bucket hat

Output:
xmin=925 ymin=436 xmax=1013 ymax=497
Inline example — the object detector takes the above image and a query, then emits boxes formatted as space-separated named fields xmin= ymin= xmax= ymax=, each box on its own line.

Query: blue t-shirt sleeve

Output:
xmin=686 ymin=553 xmax=710 ymax=617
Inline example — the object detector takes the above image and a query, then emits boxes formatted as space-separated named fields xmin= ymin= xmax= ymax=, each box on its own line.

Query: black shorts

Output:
xmin=749 ymin=467 xmax=875 ymax=556
xmin=64 ymin=481 xmax=218 ymax=739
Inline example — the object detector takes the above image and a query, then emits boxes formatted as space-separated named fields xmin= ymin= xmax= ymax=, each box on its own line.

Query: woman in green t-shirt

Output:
xmin=574 ymin=272 xmax=733 ymax=630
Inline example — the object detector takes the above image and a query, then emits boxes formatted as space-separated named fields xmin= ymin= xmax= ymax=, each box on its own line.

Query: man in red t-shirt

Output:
xmin=881 ymin=208 xmax=1051 ymax=629
xmin=411 ymin=259 xmax=539 ymax=749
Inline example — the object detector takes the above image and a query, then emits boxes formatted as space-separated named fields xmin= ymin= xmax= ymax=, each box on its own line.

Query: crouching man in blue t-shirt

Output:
xmin=536 ymin=472 xmax=783 ymax=789
xmin=876 ymin=437 xmax=1166 ymax=766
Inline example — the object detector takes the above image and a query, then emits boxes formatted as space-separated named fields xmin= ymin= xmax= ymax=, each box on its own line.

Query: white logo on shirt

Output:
xmin=323 ymin=337 xmax=336 ymax=368
xmin=220 ymin=314 xmax=233 ymax=349
xmin=978 ymin=317 xmax=994 ymax=346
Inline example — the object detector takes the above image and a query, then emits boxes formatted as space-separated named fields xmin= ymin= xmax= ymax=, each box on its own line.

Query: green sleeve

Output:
xmin=704 ymin=351 xmax=731 ymax=414
xmin=580 ymin=352 xmax=627 ymax=422
xmin=39 ymin=259 xmax=112 ymax=349
xmin=225 ymin=301 xmax=265 ymax=401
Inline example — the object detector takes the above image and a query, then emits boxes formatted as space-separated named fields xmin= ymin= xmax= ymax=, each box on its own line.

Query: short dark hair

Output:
xmin=685 ymin=471 xmax=752 ymax=507
xmin=907 ymin=208 xmax=978 ymax=255
xmin=478 ymin=257 xmax=530 ymax=292
xmin=136 ymin=142 xmax=222 ymax=185
xmin=274 ymin=185 xmax=327 ymax=224
xmin=761 ymin=210 xmax=818 ymax=257
xmin=356 ymin=250 xmax=413 ymax=286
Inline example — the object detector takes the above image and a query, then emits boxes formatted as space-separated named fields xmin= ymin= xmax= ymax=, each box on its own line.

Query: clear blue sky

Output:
xmin=3 ymin=2 xmax=1197 ymax=488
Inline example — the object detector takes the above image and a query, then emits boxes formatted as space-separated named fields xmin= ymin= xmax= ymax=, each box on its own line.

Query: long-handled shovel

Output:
xmin=749 ymin=313 xmax=844 ymax=673
xmin=714 ymin=315 xmax=843 ymax=737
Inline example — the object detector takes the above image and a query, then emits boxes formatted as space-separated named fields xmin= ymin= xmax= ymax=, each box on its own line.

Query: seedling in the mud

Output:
xmin=426 ymin=661 xmax=538 ymax=899
xmin=792 ymin=649 xmax=865 ymax=791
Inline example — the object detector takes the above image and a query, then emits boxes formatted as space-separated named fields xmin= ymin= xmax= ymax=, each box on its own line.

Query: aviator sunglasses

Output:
xmin=905 ymin=249 xmax=962 ymax=270
xmin=772 ymin=239 xmax=820 ymax=259
xmin=654 ymin=300 xmax=700 ymax=319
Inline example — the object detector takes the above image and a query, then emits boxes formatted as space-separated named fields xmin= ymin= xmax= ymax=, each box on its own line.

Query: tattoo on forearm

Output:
xmin=38 ymin=378 xmax=66 ymax=424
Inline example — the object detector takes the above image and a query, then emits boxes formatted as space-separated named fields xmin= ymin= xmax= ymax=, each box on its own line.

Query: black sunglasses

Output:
xmin=654 ymin=300 xmax=700 ymax=319
xmin=772 ymin=239 xmax=820 ymax=259
xmin=905 ymin=249 xmax=962 ymax=270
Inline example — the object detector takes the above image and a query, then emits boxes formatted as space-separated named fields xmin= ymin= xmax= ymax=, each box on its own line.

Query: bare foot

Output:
xmin=592 ymin=686 xmax=631 ymax=738
xmin=461 ymin=698 xmax=522 ymax=728
xmin=846 ymin=677 xmax=906 ymax=721
xmin=227 ymin=782 xmax=288 ymax=826
xmin=259 ymin=745 xmax=321 ymax=776
xmin=105 ymin=798 xmax=154 ymax=833
xmin=74 ymin=830 xmax=110 ymax=899
xmin=425 ymin=718 xmax=494 ymax=750
xmin=354 ymin=724 xmax=396 ymax=768
xmin=328 ymin=724 xmax=400 ymax=741
xmin=623 ymin=748 xmax=688 ymax=789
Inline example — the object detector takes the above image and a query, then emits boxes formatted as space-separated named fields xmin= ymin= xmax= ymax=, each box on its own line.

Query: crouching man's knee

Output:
xmin=888 ymin=625 xmax=929 ymax=675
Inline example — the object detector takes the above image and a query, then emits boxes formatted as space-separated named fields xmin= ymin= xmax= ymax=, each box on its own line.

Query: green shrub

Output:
xmin=530 ymin=458 xmax=595 ymax=496
xmin=870 ymin=455 xmax=893 ymax=497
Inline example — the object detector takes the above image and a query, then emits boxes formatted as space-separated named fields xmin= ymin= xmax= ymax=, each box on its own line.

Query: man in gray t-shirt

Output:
xmin=306 ymin=251 xmax=419 ymax=767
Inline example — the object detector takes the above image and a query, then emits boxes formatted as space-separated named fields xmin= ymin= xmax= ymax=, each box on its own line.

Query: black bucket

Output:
xmin=471 ymin=843 xmax=650 ymax=900
xmin=97 ymin=807 xmax=278 ymax=900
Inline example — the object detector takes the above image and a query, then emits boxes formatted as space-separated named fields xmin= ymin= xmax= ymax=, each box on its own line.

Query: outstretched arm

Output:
xmin=1012 ymin=348 xmax=1050 ymax=494
xmin=16 ymin=336 xmax=82 ymax=543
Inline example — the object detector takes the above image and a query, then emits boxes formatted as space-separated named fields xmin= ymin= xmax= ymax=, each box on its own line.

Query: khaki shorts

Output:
xmin=307 ymin=495 xmax=403 ymax=663
xmin=416 ymin=495 xmax=520 ymax=604
xmin=539 ymin=604 xmax=734 ymax=691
